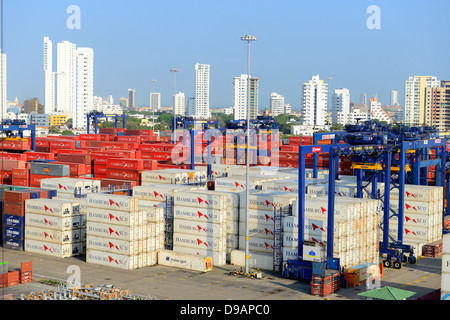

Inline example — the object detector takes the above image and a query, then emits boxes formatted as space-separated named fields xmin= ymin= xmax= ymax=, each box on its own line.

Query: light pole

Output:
xmin=241 ymin=34 xmax=257 ymax=274
xmin=170 ymin=68 xmax=179 ymax=143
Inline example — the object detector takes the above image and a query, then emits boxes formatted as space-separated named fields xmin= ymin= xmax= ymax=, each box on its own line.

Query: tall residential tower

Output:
xmin=194 ymin=63 xmax=210 ymax=119
xmin=301 ymin=75 xmax=328 ymax=127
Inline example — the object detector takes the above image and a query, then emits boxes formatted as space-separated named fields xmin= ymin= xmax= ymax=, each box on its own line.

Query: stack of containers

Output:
xmin=12 ymin=167 xmax=30 ymax=187
xmin=29 ymin=162 xmax=70 ymax=188
xmin=441 ymin=233 xmax=450 ymax=300
xmin=282 ymin=196 xmax=380 ymax=269
xmin=85 ymin=193 xmax=157 ymax=270
xmin=54 ymin=153 xmax=93 ymax=178
xmin=372 ymin=183 xmax=443 ymax=253
xmin=24 ymin=198 xmax=83 ymax=258
xmin=2 ymin=189 xmax=42 ymax=251
xmin=1 ymin=159 xmax=27 ymax=185
xmin=106 ymin=158 xmax=144 ymax=185
xmin=172 ymin=191 xmax=228 ymax=266
xmin=230 ymin=191 xmax=297 ymax=271
xmin=133 ymin=183 xmax=204 ymax=252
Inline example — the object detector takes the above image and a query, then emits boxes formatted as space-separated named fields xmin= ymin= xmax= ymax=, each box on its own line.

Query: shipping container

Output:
xmin=25 ymin=239 xmax=82 ymax=258
xmin=86 ymin=249 xmax=137 ymax=270
xmin=86 ymin=207 xmax=145 ymax=227
xmin=157 ymin=249 xmax=212 ymax=272
xmin=25 ymin=226 xmax=81 ymax=244
xmin=25 ymin=198 xmax=77 ymax=217
xmin=86 ymin=193 xmax=138 ymax=212
xmin=25 ymin=212 xmax=81 ymax=231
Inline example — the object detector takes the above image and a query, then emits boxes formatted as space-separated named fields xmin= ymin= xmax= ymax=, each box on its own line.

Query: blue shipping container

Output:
xmin=3 ymin=214 xmax=25 ymax=228
xmin=3 ymin=226 xmax=24 ymax=239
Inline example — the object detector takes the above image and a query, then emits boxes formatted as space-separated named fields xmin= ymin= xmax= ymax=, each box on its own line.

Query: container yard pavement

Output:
xmin=0 ymin=248 xmax=443 ymax=300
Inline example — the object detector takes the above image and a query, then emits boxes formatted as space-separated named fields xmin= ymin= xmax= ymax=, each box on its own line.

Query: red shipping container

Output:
xmin=142 ymin=160 xmax=158 ymax=170
xmin=29 ymin=174 xmax=55 ymax=187
xmin=94 ymin=164 xmax=107 ymax=174
xmin=4 ymin=190 xmax=32 ymax=203
xmin=0 ymin=152 xmax=27 ymax=161
xmin=94 ymin=173 xmax=107 ymax=179
xmin=57 ymin=153 xmax=92 ymax=165
xmin=112 ymin=150 xmax=137 ymax=159
xmin=107 ymin=158 xmax=144 ymax=171
xmin=79 ymin=134 xmax=101 ymax=141
xmin=117 ymin=135 xmax=142 ymax=143
xmin=1 ymin=139 xmax=31 ymax=150
xmin=3 ymin=202 xmax=25 ymax=216
xmin=1 ymin=171 xmax=13 ymax=182
xmin=139 ymin=144 xmax=166 ymax=152
xmin=1 ymin=160 xmax=26 ymax=171
xmin=12 ymin=178 xmax=29 ymax=187
xmin=36 ymin=138 xmax=50 ymax=147
xmin=93 ymin=155 xmax=114 ymax=165
xmin=52 ymin=149 xmax=88 ymax=155
xmin=49 ymin=140 xmax=76 ymax=149
xmin=278 ymin=151 xmax=299 ymax=161
xmin=280 ymin=145 xmax=299 ymax=152
xmin=35 ymin=146 xmax=50 ymax=153
xmin=106 ymin=168 xmax=141 ymax=181
xmin=24 ymin=152 xmax=55 ymax=161
xmin=140 ymin=151 xmax=172 ymax=161
xmin=91 ymin=151 xmax=125 ymax=157
xmin=12 ymin=168 xmax=29 ymax=179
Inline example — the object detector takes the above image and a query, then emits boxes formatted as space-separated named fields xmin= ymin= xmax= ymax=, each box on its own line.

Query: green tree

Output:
xmin=61 ymin=130 xmax=74 ymax=135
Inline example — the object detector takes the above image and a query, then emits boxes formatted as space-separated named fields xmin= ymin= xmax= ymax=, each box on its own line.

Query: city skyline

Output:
xmin=2 ymin=1 xmax=449 ymax=111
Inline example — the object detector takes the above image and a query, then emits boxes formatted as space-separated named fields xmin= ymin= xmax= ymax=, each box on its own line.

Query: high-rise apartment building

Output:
xmin=270 ymin=92 xmax=285 ymax=116
xmin=233 ymin=74 xmax=259 ymax=120
xmin=174 ymin=92 xmax=186 ymax=116
xmin=424 ymin=80 xmax=450 ymax=131
xmin=360 ymin=93 xmax=367 ymax=105
xmin=23 ymin=97 xmax=44 ymax=114
xmin=128 ymin=89 xmax=136 ymax=109
xmin=391 ymin=90 xmax=399 ymax=106
xmin=331 ymin=88 xmax=350 ymax=125
xmin=301 ymin=75 xmax=328 ymax=127
xmin=49 ymin=38 xmax=94 ymax=129
xmin=150 ymin=92 xmax=160 ymax=111
xmin=43 ymin=37 xmax=55 ymax=114
xmin=194 ymin=63 xmax=210 ymax=119
xmin=56 ymin=40 xmax=77 ymax=116
xmin=404 ymin=75 xmax=440 ymax=125
xmin=73 ymin=47 xmax=94 ymax=129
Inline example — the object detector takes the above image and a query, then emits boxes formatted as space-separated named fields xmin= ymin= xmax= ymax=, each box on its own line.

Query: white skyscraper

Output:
xmin=150 ymin=92 xmax=160 ymax=111
xmin=270 ymin=92 xmax=285 ymax=116
xmin=73 ymin=47 xmax=94 ymax=129
xmin=390 ymin=90 xmax=399 ymax=106
xmin=233 ymin=74 xmax=259 ymax=120
xmin=56 ymin=40 xmax=77 ymax=116
xmin=43 ymin=37 xmax=55 ymax=114
xmin=174 ymin=92 xmax=186 ymax=116
xmin=404 ymin=75 xmax=440 ymax=125
xmin=331 ymin=88 xmax=350 ymax=125
xmin=301 ymin=75 xmax=328 ymax=127
xmin=0 ymin=51 xmax=6 ymax=121
xmin=194 ymin=63 xmax=210 ymax=119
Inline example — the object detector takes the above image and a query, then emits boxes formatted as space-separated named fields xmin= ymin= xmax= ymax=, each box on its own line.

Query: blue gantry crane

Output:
xmin=283 ymin=121 xmax=448 ymax=281
xmin=86 ymin=111 xmax=126 ymax=134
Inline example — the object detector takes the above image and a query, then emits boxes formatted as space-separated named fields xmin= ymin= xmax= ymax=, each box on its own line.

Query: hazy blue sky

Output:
xmin=3 ymin=0 xmax=450 ymax=110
